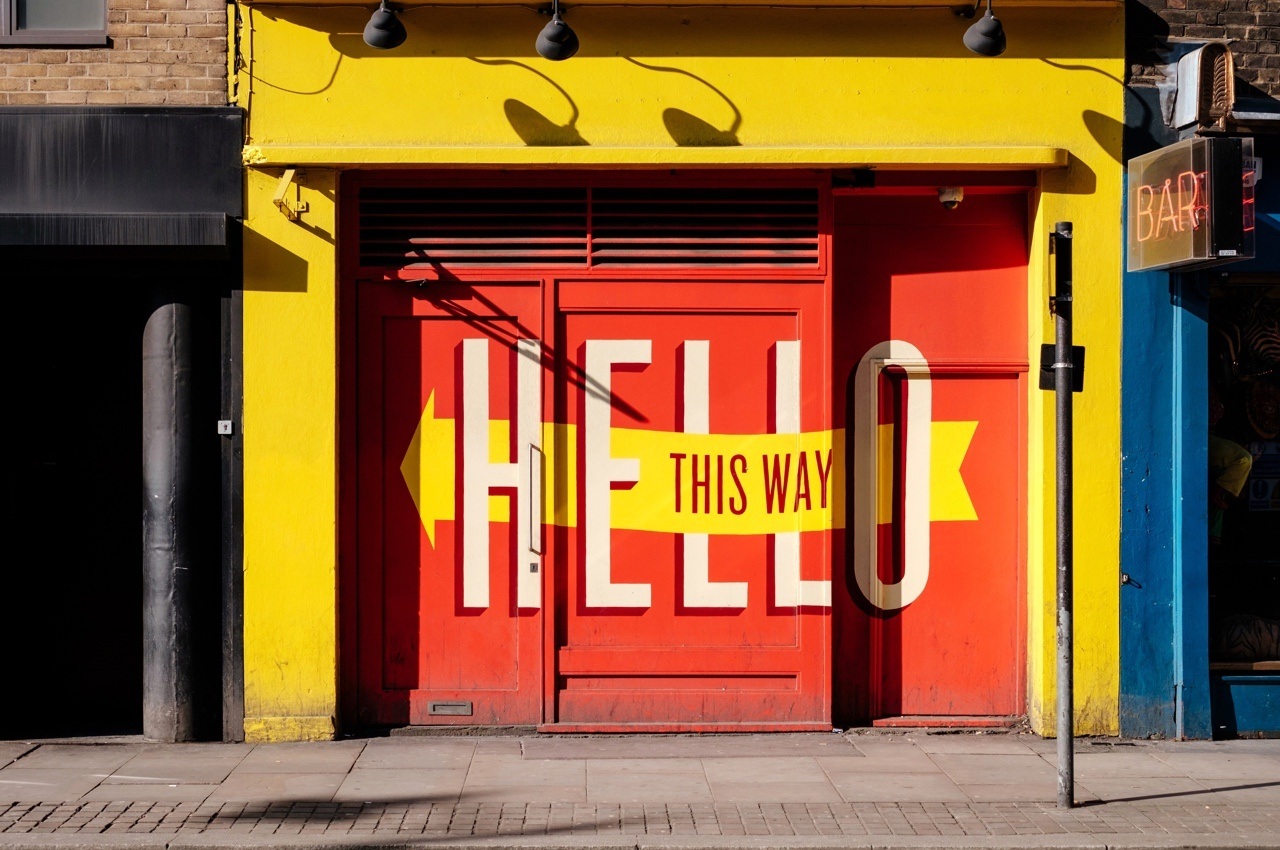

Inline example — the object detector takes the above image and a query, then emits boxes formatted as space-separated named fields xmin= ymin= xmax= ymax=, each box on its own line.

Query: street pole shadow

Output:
xmin=1077 ymin=779 xmax=1280 ymax=806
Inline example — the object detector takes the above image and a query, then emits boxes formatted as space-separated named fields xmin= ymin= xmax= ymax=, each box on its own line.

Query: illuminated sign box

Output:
xmin=1127 ymin=137 xmax=1255 ymax=273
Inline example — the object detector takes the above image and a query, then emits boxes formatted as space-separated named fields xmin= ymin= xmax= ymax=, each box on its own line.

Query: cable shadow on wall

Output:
xmin=470 ymin=58 xmax=588 ymax=146
xmin=624 ymin=57 xmax=741 ymax=147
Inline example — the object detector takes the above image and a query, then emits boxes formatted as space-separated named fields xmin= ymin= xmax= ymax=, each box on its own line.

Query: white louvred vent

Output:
xmin=1210 ymin=47 xmax=1234 ymax=119
xmin=1173 ymin=42 xmax=1235 ymax=130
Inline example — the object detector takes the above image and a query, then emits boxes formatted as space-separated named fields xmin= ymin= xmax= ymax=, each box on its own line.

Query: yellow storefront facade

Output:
xmin=236 ymin=0 xmax=1125 ymax=741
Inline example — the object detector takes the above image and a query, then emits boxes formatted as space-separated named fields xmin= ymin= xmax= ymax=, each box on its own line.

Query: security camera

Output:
xmin=938 ymin=187 xmax=964 ymax=210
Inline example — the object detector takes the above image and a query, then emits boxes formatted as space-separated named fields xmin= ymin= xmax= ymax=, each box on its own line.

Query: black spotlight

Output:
xmin=536 ymin=0 xmax=578 ymax=61
xmin=364 ymin=0 xmax=407 ymax=50
xmin=963 ymin=0 xmax=1005 ymax=57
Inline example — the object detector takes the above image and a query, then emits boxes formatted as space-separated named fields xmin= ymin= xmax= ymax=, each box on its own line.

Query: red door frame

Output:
xmin=338 ymin=169 xmax=1032 ymax=732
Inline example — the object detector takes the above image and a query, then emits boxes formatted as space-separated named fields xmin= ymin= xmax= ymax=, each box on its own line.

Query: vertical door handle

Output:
xmin=529 ymin=444 xmax=544 ymax=555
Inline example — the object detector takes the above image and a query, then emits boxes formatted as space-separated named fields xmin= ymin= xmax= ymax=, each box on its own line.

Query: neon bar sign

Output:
xmin=1127 ymin=137 xmax=1255 ymax=273
xmin=1132 ymin=169 xmax=1209 ymax=244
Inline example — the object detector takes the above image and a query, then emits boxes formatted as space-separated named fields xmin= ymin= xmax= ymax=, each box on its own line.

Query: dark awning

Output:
xmin=0 ymin=213 xmax=229 ymax=247
xmin=0 ymin=107 xmax=242 ymax=248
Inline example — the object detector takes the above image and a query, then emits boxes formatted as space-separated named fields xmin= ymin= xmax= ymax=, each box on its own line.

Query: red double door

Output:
xmin=353 ymin=190 xmax=1028 ymax=730
xmin=357 ymin=278 xmax=832 ymax=729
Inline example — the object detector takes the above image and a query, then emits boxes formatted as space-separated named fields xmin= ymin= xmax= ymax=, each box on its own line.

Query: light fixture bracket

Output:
xmin=535 ymin=0 xmax=579 ymax=61
xmin=272 ymin=167 xmax=309 ymax=221
xmin=363 ymin=0 xmax=407 ymax=50
xmin=963 ymin=0 xmax=1005 ymax=57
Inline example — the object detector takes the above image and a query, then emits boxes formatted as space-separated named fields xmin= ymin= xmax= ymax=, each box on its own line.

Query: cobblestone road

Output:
xmin=5 ymin=800 xmax=1280 ymax=839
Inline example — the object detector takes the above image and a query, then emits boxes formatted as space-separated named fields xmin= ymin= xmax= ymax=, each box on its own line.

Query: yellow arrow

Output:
xmin=399 ymin=391 xmax=454 ymax=547
xmin=401 ymin=401 xmax=977 ymax=545
xmin=400 ymin=394 xmax=548 ymax=545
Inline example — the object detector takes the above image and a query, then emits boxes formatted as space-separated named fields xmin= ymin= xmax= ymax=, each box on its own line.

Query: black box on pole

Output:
xmin=1039 ymin=344 xmax=1085 ymax=392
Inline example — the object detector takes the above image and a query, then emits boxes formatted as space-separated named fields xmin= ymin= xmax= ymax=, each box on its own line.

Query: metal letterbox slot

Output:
xmin=428 ymin=701 xmax=473 ymax=716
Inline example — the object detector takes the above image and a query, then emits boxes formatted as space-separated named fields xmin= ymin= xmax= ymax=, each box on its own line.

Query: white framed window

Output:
xmin=1 ymin=0 xmax=108 ymax=46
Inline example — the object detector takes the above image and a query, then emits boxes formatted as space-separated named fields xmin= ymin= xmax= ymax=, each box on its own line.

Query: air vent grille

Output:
xmin=357 ymin=184 xmax=821 ymax=271
xmin=590 ymin=187 xmax=820 ymax=267
xmin=358 ymin=186 xmax=589 ymax=268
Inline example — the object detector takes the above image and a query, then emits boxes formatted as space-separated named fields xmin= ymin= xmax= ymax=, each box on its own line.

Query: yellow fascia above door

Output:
xmin=242 ymin=145 xmax=1069 ymax=168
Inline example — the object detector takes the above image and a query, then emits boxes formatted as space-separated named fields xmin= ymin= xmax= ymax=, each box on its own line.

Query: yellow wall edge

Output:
xmin=245 ymin=716 xmax=337 ymax=743
xmin=242 ymin=167 xmax=341 ymax=741
xmin=1026 ymin=167 xmax=1122 ymax=738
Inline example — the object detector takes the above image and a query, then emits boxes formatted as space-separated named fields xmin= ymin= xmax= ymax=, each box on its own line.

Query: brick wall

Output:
xmin=1131 ymin=0 xmax=1280 ymax=97
xmin=0 ymin=0 xmax=227 ymax=106
xmin=1129 ymin=0 xmax=1280 ymax=98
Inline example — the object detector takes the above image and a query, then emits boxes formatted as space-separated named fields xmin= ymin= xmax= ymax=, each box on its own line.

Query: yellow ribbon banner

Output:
xmin=401 ymin=392 xmax=977 ymax=546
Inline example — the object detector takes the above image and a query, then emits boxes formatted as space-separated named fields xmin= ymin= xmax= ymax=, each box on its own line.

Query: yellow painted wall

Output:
xmin=242 ymin=167 xmax=341 ymax=742
xmin=237 ymin=1 xmax=1124 ymax=739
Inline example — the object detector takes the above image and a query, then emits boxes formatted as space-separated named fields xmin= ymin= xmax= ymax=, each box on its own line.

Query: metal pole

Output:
xmin=1052 ymin=221 xmax=1075 ymax=808
xmin=142 ymin=290 xmax=196 ymax=743
xmin=221 ymin=284 xmax=246 ymax=743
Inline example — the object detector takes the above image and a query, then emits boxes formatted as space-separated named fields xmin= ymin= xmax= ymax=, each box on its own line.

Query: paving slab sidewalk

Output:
xmin=0 ymin=733 xmax=1276 ymax=850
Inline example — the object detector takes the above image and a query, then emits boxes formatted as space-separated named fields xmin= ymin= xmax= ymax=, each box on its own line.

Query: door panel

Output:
xmin=832 ymin=193 xmax=1028 ymax=721
xmin=552 ymin=281 xmax=831 ymax=728
xmin=357 ymin=281 xmax=544 ymax=726
xmin=868 ymin=370 xmax=1023 ymax=716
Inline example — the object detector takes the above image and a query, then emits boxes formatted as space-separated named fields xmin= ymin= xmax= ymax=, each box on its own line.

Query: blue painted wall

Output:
xmin=1119 ymin=263 xmax=1211 ymax=739
xmin=1120 ymin=116 xmax=1279 ymax=738
xmin=1120 ymin=261 xmax=1178 ymax=737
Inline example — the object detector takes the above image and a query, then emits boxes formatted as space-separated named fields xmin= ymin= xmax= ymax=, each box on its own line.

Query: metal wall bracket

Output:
xmin=1038 ymin=343 xmax=1085 ymax=393
xmin=272 ymin=167 xmax=309 ymax=221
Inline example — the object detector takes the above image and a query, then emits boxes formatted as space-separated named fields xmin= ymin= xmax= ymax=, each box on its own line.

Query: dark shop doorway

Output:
xmin=0 ymin=252 xmax=230 ymax=741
